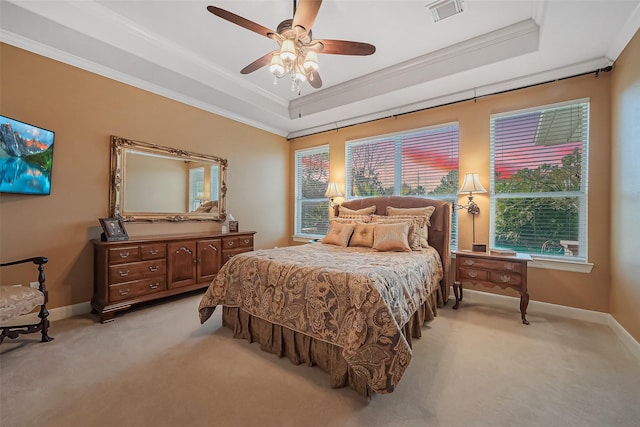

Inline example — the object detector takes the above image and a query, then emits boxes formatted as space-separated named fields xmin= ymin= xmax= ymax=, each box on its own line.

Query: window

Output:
xmin=189 ymin=167 xmax=204 ymax=211
xmin=345 ymin=124 xmax=460 ymax=247
xmin=490 ymin=100 xmax=589 ymax=261
xmin=294 ymin=145 xmax=330 ymax=238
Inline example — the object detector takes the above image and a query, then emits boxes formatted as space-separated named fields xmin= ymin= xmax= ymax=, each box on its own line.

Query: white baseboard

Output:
xmin=6 ymin=292 xmax=640 ymax=361
xmin=459 ymin=288 xmax=640 ymax=360
xmin=1 ymin=301 xmax=92 ymax=327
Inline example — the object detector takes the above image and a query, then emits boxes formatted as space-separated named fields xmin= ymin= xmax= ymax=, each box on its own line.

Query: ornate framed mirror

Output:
xmin=109 ymin=135 xmax=227 ymax=222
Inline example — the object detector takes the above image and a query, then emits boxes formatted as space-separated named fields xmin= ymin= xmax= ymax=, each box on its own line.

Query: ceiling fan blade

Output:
xmin=316 ymin=39 xmax=376 ymax=56
xmin=292 ymin=0 xmax=322 ymax=31
xmin=207 ymin=6 xmax=275 ymax=38
xmin=308 ymin=70 xmax=323 ymax=89
xmin=240 ymin=52 xmax=273 ymax=74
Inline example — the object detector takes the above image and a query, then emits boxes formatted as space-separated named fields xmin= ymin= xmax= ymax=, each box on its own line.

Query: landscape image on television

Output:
xmin=0 ymin=115 xmax=55 ymax=195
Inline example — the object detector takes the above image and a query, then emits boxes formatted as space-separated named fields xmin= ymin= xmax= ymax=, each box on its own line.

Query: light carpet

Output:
xmin=1 ymin=291 xmax=639 ymax=427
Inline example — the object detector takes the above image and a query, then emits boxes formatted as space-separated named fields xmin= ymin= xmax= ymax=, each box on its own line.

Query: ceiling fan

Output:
xmin=206 ymin=0 xmax=376 ymax=92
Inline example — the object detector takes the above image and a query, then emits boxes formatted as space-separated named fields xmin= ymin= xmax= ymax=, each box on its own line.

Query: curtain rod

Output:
xmin=287 ymin=66 xmax=613 ymax=141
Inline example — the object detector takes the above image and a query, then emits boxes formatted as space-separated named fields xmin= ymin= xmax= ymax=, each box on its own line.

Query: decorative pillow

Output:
xmin=371 ymin=215 xmax=424 ymax=250
xmin=336 ymin=213 xmax=372 ymax=223
xmin=329 ymin=218 xmax=359 ymax=224
xmin=195 ymin=200 xmax=217 ymax=213
xmin=349 ymin=222 xmax=375 ymax=248
xmin=387 ymin=206 xmax=436 ymax=247
xmin=339 ymin=205 xmax=377 ymax=216
xmin=372 ymin=222 xmax=411 ymax=252
xmin=320 ymin=222 xmax=355 ymax=247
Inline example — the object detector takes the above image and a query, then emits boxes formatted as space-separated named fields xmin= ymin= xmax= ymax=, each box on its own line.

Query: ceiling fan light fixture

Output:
xmin=269 ymin=54 xmax=285 ymax=76
xmin=280 ymin=39 xmax=297 ymax=61
xmin=303 ymin=51 xmax=319 ymax=71
xmin=294 ymin=65 xmax=307 ymax=83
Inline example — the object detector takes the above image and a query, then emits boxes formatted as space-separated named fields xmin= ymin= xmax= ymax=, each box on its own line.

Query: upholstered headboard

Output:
xmin=336 ymin=196 xmax=452 ymax=303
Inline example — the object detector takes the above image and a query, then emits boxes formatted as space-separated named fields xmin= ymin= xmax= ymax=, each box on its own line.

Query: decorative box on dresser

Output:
xmin=453 ymin=250 xmax=532 ymax=324
xmin=92 ymin=231 xmax=255 ymax=323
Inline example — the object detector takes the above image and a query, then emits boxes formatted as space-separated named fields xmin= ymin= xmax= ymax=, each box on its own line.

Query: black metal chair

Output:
xmin=0 ymin=257 xmax=53 ymax=343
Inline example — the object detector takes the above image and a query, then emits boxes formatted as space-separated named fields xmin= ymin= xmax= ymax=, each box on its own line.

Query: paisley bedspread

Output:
xmin=198 ymin=243 xmax=443 ymax=394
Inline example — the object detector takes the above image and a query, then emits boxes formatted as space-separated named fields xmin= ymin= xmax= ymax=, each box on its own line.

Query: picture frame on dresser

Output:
xmin=99 ymin=218 xmax=129 ymax=241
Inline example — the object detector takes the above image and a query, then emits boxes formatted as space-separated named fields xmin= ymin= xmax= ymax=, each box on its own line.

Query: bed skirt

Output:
xmin=221 ymin=290 xmax=439 ymax=397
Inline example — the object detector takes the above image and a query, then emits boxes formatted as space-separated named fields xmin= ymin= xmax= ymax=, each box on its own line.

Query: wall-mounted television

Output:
xmin=0 ymin=115 xmax=55 ymax=195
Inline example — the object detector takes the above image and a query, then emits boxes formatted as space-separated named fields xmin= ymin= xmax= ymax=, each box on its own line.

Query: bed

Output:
xmin=198 ymin=196 xmax=451 ymax=396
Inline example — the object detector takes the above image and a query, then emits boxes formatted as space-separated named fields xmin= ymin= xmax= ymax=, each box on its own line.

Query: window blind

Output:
xmin=345 ymin=124 xmax=459 ymax=247
xmin=490 ymin=100 xmax=589 ymax=260
xmin=294 ymin=145 xmax=330 ymax=237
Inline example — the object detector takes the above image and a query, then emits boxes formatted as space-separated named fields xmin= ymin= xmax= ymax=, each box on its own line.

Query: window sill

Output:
xmin=292 ymin=235 xmax=319 ymax=243
xmin=529 ymin=257 xmax=593 ymax=273
xmin=451 ymin=252 xmax=594 ymax=273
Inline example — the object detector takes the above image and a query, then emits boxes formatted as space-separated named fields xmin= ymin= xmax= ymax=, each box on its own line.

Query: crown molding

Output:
xmin=289 ymin=19 xmax=540 ymax=119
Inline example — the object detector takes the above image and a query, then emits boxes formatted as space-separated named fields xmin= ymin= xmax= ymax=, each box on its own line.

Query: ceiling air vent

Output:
xmin=427 ymin=0 xmax=465 ymax=22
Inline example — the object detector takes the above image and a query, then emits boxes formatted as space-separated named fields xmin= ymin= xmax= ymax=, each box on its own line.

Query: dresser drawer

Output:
xmin=108 ymin=246 xmax=141 ymax=265
xmin=238 ymin=235 xmax=253 ymax=248
xmin=490 ymin=271 xmax=522 ymax=286
xmin=108 ymin=260 xmax=167 ymax=284
xmin=222 ymin=237 xmax=239 ymax=249
xmin=222 ymin=247 xmax=252 ymax=264
xmin=109 ymin=277 xmax=167 ymax=302
xmin=458 ymin=268 xmax=489 ymax=282
xmin=140 ymin=243 xmax=166 ymax=260
xmin=458 ymin=256 xmax=522 ymax=273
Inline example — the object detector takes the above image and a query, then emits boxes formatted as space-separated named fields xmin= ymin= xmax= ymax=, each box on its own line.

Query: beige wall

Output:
xmin=289 ymin=73 xmax=612 ymax=314
xmin=610 ymin=29 xmax=640 ymax=340
xmin=0 ymin=43 xmax=289 ymax=309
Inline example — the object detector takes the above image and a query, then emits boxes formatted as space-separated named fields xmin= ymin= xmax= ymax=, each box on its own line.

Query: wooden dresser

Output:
xmin=92 ymin=231 xmax=255 ymax=322
xmin=453 ymin=251 xmax=532 ymax=324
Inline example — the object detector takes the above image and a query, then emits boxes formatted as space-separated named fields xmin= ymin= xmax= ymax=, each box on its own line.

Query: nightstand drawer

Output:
xmin=458 ymin=256 xmax=522 ymax=273
xmin=458 ymin=268 xmax=489 ymax=281
xmin=490 ymin=271 xmax=522 ymax=286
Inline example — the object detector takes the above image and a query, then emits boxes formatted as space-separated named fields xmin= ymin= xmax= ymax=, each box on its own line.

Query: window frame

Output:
xmin=293 ymin=144 xmax=330 ymax=239
xmin=345 ymin=123 xmax=460 ymax=248
xmin=489 ymin=98 xmax=590 ymax=266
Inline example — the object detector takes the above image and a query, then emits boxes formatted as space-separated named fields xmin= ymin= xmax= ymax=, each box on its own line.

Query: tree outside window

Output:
xmin=294 ymin=146 xmax=329 ymax=238
xmin=490 ymin=101 xmax=589 ymax=259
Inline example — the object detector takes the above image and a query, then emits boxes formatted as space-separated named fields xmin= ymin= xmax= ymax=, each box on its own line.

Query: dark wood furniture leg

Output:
xmin=453 ymin=281 xmax=463 ymax=309
xmin=520 ymin=291 xmax=530 ymax=325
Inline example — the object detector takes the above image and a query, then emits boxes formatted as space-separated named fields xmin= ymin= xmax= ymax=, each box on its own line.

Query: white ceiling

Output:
xmin=1 ymin=0 xmax=639 ymax=138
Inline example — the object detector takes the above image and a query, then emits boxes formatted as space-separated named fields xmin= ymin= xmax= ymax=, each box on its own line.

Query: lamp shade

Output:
xmin=324 ymin=182 xmax=343 ymax=198
xmin=280 ymin=39 xmax=297 ymax=61
xmin=269 ymin=54 xmax=285 ymax=76
xmin=303 ymin=51 xmax=319 ymax=71
xmin=459 ymin=173 xmax=487 ymax=194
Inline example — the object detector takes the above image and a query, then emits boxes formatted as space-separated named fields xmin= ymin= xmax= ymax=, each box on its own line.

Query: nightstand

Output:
xmin=453 ymin=251 xmax=533 ymax=324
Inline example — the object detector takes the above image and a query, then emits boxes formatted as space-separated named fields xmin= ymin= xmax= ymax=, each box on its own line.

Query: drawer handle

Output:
xmin=243 ymin=239 xmax=250 ymax=244
xmin=149 ymin=249 xmax=159 ymax=255
xmin=119 ymin=269 xmax=130 ymax=277
xmin=119 ymin=288 xmax=130 ymax=296
xmin=149 ymin=283 xmax=159 ymax=290
xmin=467 ymin=271 xmax=478 ymax=278
xmin=119 ymin=251 xmax=130 ymax=258
xmin=149 ymin=265 xmax=159 ymax=272
xmin=500 ymin=275 xmax=511 ymax=283
xmin=504 ymin=262 xmax=515 ymax=270
xmin=227 ymin=241 xmax=235 ymax=247
xmin=464 ymin=259 xmax=475 ymax=266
